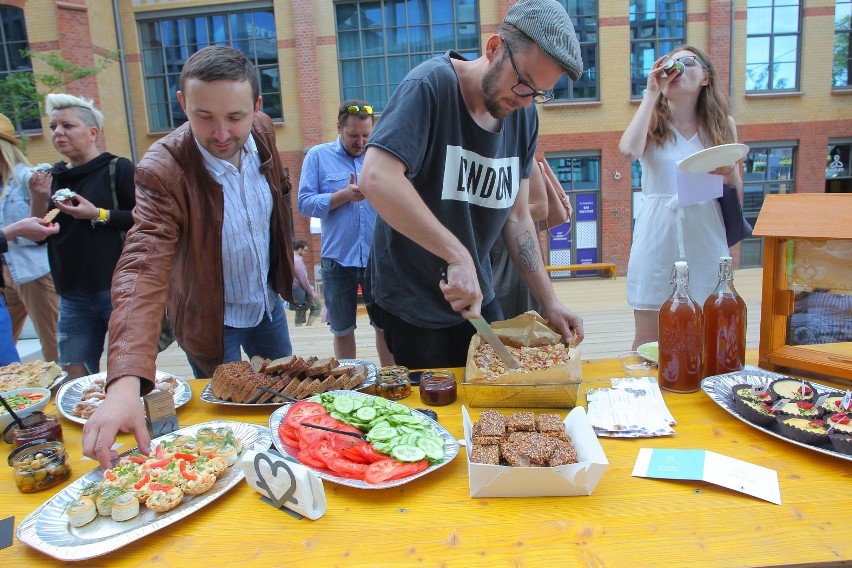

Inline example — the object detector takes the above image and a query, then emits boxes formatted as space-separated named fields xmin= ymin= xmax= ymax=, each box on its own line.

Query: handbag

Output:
xmin=718 ymin=184 xmax=753 ymax=247
xmin=538 ymin=160 xmax=572 ymax=229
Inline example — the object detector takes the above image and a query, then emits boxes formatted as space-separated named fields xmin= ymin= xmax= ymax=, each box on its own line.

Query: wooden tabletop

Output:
xmin=3 ymin=357 xmax=851 ymax=567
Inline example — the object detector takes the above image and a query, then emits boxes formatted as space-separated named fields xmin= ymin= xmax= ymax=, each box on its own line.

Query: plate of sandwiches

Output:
xmin=200 ymin=355 xmax=378 ymax=406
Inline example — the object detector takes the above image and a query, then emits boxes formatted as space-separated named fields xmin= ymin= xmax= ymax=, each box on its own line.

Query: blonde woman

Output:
xmin=619 ymin=45 xmax=742 ymax=349
xmin=29 ymin=94 xmax=135 ymax=380
xmin=0 ymin=113 xmax=60 ymax=362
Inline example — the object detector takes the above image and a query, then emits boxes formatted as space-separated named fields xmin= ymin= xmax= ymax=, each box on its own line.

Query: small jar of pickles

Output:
xmin=9 ymin=438 xmax=72 ymax=493
xmin=376 ymin=366 xmax=411 ymax=400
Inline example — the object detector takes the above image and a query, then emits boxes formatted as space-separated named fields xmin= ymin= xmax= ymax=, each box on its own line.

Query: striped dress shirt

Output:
xmin=197 ymin=134 xmax=276 ymax=328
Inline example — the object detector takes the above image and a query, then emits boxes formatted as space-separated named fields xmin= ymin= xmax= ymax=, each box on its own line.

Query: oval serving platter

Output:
xmin=701 ymin=366 xmax=851 ymax=463
xmin=201 ymin=359 xmax=378 ymax=406
xmin=56 ymin=371 xmax=191 ymax=425
xmin=17 ymin=421 xmax=271 ymax=561
xmin=269 ymin=390 xmax=459 ymax=489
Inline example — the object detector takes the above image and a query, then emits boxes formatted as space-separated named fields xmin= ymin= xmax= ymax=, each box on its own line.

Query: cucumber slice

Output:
xmin=332 ymin=396 xmax=354 ymax=415
xmin=415 ymin=437 xmax=445 ymax=461
xmin=355 ymin=406 xmax=377 ymax=422
xmin=390 ymin=444 xmax=427 ymax=462
xmin=351 ymin=397 xmax=364 ymax=411
xmin=389 ymin=414 xmax=423 ymax=426
xmin=366 ymin=426 xmax=398 ymax=441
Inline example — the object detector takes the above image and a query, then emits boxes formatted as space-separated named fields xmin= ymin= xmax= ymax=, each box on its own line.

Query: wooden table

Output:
xmin=3 ymin=357 xmax=851 ymax=567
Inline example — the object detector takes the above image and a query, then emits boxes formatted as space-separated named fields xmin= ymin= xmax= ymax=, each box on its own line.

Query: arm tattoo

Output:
xmin=514 ymin=230 xmax=539 ymax=274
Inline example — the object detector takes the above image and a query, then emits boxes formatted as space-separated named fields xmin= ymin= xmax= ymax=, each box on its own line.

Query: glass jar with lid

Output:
xmin=419 ymin=370 xmax=457 ymax=406
xmin=376 ymin=366 xmax=411 ymax=400
xmin=9 ymin=438 xmax=72 ymax=493
xmin=3 ymin=412 xmax=64 ymax=448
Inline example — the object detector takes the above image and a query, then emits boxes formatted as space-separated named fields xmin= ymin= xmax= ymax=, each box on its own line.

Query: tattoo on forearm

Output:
xmin=515 ymin=230 xmax=539 ymax=274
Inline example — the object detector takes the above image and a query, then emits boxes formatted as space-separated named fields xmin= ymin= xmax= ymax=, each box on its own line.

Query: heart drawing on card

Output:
xmin=253 ymin=452 xmax=300 ymax=510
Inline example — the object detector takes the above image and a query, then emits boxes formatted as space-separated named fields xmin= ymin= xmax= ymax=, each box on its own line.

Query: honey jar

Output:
xmin=376 ymin=366 xmax=411 ymax=400
xmin=9 ymin=438 xmax=71 ymax=493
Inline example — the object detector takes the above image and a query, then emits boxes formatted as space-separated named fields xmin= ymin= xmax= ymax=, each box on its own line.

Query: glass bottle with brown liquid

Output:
xmin=658 ymin=261 xmax=704 ymax=393
xmin=703 ymin=256 xmax=747 ymax=376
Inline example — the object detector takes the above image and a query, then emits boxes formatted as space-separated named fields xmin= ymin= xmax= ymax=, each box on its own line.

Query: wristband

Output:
xmin=91 ymin=208 xmax=110 ymax=227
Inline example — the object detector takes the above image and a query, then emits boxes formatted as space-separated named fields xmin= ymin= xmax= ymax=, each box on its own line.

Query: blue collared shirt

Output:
xmin=197 ymin=134 xmax=276 ymax=328
xmin=297 ymin=137 xmax=376 ymax=268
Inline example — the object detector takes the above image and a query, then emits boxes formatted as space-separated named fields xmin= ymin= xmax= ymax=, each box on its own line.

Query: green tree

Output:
xmin=0 ymin=49 xmax=119 ymax=149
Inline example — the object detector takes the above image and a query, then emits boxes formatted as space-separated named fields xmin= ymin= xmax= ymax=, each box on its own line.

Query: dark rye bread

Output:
xmin=305 ymin=357 xmax=339 ymax=377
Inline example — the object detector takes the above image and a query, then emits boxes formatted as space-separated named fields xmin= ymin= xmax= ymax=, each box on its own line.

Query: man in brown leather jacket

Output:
xmin=83 ymin=46 xmax=295 ymax=468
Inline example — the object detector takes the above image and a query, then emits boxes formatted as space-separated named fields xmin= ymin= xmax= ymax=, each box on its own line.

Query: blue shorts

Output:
xmin=57 ymin=290 xmax=112 ymax=373
xmin=321 ymin=258 xmax=375 ymax=336
xmin=186 ymin=298 xmax=292 ymax=378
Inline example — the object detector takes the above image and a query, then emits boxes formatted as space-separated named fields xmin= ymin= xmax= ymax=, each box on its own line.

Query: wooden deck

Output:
xmin=148 ymin=267 xmax=765 ymax=378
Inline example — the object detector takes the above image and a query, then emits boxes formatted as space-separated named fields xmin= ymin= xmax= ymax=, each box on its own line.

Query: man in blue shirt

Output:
xmin=298 ymin=101 xmax=393 ymax=365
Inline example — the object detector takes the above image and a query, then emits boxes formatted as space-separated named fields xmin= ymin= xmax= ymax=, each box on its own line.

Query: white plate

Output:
xmin=16 ymin=421 xmax=271 ymax=561
xmin=701 ymin=366 xmax=851 ymax=463
xmin=269 ymin=390 xmax=459 ymax=489
xmin=56 ymin=372 xmax=192 ymax=425
xmin=677 ymin=143 xmax=749 ymax=173
xmin=200 ymin=359 xmax=378 ymax=406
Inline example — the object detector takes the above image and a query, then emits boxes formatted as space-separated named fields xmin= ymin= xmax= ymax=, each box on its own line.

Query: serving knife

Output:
xmin=469 ymin=316 xmax=521 ymax=369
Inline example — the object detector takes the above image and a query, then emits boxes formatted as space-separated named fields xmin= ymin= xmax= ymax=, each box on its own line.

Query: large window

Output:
xmin=741 ymin=144 xmax=796 ymax=266
xmin=826 ymin=139 xmax=852 ymax=193
xmin=746 ymin=0 xmax=801 ymax=92
xmin=551 ymin=0 xmax=598 ymax=101
xmin=629 ymin=0 xmax=686 ymax=98
xmin=0 ymin=6 xmax=39 ymax=132
xmin=336 ymin=0 xmax=480 ymax=112
xmin=137 ymin=7 xmax=280 ymax=131
xmin=835 ymin=0 xmax=852 ymax=88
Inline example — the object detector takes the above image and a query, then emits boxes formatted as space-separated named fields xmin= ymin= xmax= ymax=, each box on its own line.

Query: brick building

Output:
xmin=3 ymin=0 xmax=851 ymax=278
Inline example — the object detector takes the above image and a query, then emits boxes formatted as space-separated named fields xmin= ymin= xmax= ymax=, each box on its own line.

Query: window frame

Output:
xmin=334 ymin=0 xmax=481 ymax=113
xmin=834 ymin=0 xmax=852 ymax=89
xmin=628 ymin=0 xmax=686 ymax=100
xmin=136 ymin=1 xmax=280 ymax=132
xmin=745 ymin=0 xmax=802 ymax=93
xmin=550 ymin=0 xmax=599 ymax=102
xmin=0 ymin=5 xmax=39 ymax=133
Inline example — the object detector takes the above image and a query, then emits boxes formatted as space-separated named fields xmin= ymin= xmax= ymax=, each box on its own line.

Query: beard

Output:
xmin=482 ymin=55 xmax=514 ymax=120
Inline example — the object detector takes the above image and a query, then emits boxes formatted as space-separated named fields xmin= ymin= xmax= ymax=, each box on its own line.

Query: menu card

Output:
xmin=587 ymin=376 xmax=676 ymax=437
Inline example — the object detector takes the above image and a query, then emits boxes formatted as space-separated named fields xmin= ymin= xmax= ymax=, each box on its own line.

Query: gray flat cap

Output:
xmin=503 ymin=0 xmax=583 ymax=81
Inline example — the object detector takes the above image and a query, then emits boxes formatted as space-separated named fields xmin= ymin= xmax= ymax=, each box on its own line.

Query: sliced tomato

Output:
xmin=330 ymin=432 xmax=363 ymax=451
xmin=149 ymin=483 xmax=175 ymax=492
xmin=387 ymin=459 xmax=429 ymax=481
xmin=174 ymin=453 xmax=197 ymax=462
xmin=364 ymin=459 xmax=409 ymax=485
xmin=339 ymin=445 xmax=370 ymax=464
xmin=297 ymin=449 xmax=326 ymax=470
xmin=285 ymin=401 xmax=327 ymax=428
xmin=325 ymin=457 xmax=368 ymax=480
xmin=360 ymin=445 xmax=390 ymax=464
xmin=309 ymin=441 xmax=341 ymax=467
xmin=278 ymin=423 xmax=300 ymax=448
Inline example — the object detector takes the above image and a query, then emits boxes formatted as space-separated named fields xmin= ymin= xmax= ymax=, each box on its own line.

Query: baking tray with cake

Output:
xmin=701 ymin=366 xmax=852 ymax=462
xmin=56 ymin=371 xmax=192 ymax=425
xmin=200 ymin=356 xmax=378 ymax=406
xmin=16 ymin=420 xmax=270 ymax=561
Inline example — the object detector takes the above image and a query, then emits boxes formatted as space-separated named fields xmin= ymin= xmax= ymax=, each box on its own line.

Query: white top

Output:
xmin=627 ymin=127 xmax=729 ymax=310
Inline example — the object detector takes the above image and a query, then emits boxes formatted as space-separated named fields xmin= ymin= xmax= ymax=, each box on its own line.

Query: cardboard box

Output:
xmin=462 ymin=406 xmax=609 ymax=498
xmin=462 ymin=312 xmax=582 ymax=408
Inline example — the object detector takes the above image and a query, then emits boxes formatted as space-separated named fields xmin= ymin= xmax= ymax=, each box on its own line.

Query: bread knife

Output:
xmin=469 ymin=316 xmax=521 ymax=369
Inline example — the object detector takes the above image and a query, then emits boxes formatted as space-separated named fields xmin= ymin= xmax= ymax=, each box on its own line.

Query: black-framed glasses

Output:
xmin=346 ymin=105 xmax=373 ymax=115
xmin=675 ymin=55 xmax=707 ymax=70
xmin=501 ymin=37 xmax=553 ymax=104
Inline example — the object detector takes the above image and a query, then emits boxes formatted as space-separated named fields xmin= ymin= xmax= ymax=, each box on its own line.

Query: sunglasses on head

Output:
xmin=346 ymin=105 xmax=373 ymax=115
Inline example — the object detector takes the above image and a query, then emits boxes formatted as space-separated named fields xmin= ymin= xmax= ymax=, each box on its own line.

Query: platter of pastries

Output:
xmin=16 ymin=421 xmax=269 ymax=561
xmin=702 ymin=366 xmax=852 ymax=462
xmin=201 ymin=356 xmax=377 ymax=406
xmin=56 ymin=372 xmax=191 ymax=425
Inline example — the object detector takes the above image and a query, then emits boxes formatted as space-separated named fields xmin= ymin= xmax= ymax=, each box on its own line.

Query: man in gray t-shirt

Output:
xmin=360 ymin=0 xmax=587 ymax=368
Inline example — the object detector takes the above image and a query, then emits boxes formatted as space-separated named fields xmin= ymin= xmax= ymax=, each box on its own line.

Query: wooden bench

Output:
xmin=545 ymin=263 xmax=617 ymax=279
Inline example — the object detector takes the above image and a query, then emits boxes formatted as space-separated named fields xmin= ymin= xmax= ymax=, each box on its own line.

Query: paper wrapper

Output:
xmin=464 ymin=311 xmax=582 ymax=385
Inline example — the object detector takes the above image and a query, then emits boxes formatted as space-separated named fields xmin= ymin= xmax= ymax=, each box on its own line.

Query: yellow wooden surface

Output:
xmin=4 ymin=356 xmax=852 ymax=567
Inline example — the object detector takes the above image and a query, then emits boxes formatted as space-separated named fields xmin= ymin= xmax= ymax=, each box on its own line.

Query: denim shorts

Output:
xmin=57 ymin=289 xmax=113 ymax=373
xmin=320 ymin=258 xmax=374 ymax=336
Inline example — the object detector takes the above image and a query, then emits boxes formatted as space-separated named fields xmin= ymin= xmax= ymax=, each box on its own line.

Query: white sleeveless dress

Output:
xmin=626 ymin=128 xmax=729 ymax=310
